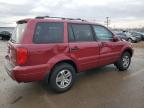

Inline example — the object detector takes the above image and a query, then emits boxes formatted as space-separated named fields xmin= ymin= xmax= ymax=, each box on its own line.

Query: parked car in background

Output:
xmin=114 ymin=32 xmax=128 ymax=41
xmin=142 ymin=32 xmax=144 ymax=40
xmin=0 ymin=31 xmax=11 ymax=40
xmin=131 ymin=32 xmax=144 ymax=41
xmin=5 ymin=16 xmax=133 ymax=92
xmin=114 ymin=31 xmax=141 ymax=43
xmin=128 ymin=32 xmax=142 ymax=42
xmin=123 ymin=31 xmax=141 ymax=43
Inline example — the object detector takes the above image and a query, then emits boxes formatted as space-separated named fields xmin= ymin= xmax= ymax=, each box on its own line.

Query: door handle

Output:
xmin=101 ymin=42 xmax=107 ymax=46
xmin=70 ymin=47 xmax=79 ymax=51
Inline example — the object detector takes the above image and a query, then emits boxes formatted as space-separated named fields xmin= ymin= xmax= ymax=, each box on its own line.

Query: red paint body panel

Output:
xmin=68 ymin=42 xmax=100 ymax=71
xmin=4 ymin=18 xmax=133 ymax=82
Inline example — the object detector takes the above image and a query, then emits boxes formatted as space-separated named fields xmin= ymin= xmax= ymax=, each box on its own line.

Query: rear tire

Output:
xmin=49 ymin=63 xmax=76 ymax=93
xmin=115 ymin=52 xmax=131 ymax=71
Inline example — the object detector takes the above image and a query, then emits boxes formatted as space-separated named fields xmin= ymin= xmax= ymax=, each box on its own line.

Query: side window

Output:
xmin=117 ymin=33 xmax=126 ymax=37
xmin=33 ymin=22 xmax=64 ymax=43
xmin=131 ymin=33 xmax=136 ymax=36
xmin=70 ymin=24 xmax=94 ymax=42
xmin=68 ymin=25 xmax=75 ymax=42
xmin=93 ymin=25 xmax=113 ymax=41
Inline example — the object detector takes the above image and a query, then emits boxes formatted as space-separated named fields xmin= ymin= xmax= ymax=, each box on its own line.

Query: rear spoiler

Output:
xmin=16 ymin=19 xmax=30 ymax=24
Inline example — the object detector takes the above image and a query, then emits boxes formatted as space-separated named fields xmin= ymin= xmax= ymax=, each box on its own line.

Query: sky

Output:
xmin=0 ymin=0 xmax=144 ymax=28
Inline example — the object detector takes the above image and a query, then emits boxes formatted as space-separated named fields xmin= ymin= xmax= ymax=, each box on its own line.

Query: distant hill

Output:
xmin=0 ymin=27 xmax=14 ymax=33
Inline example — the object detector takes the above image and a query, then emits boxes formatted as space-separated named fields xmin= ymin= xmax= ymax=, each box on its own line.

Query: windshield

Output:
xmin=11 ymin=23 xmax=27 ymax=43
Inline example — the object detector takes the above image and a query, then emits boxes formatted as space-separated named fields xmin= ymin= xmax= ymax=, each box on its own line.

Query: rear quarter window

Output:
xmin=33 ymin=22 xmax=64 ymax=44
xmin=11 ymin=23 xmax=27 ymax=43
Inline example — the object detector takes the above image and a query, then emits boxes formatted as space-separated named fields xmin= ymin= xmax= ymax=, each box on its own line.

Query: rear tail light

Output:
xmin=16 ymin=48 xmax=28 ymax=65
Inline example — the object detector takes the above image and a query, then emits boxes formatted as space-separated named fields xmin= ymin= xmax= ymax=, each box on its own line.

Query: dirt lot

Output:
xmin=0 ymin=40 xmax=144 ymax=108
xmin=133 ymin=42 xmax=144 ymax=48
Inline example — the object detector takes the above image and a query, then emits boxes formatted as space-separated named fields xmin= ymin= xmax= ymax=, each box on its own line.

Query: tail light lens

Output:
xmin=16 ymin=48 xmax=28 ymax=65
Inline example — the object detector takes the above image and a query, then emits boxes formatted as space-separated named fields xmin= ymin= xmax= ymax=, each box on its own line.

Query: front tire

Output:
xmin=115 ymin=52 xmax=131 ymax=71
xmin=49 ymin=63 xmax=76 ymax=93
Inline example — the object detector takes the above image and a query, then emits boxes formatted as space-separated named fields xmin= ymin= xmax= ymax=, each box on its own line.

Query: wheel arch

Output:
xmin=45 ymin=59 xmax=78 ymax=83
xmin=51 ymin=60 xmax=78 ymax=72
xmin=122 ymin=48 xmax=133 ymax=57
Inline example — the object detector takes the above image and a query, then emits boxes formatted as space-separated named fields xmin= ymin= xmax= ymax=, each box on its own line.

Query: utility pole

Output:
xmin=105 ymin=17 xmax=110 ymax=28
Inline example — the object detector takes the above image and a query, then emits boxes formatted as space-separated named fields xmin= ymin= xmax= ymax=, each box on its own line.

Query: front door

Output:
xmin=92 ymin=25 xmax=117 ymax=66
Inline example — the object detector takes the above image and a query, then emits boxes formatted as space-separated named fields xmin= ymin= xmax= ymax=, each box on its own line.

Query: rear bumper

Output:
xmin=4 ymin=57 xmax=50 ymax=83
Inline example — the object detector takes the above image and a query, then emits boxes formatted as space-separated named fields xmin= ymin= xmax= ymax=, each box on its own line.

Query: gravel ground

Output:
xmin=133 ymin=41 xmax=144 ymax=48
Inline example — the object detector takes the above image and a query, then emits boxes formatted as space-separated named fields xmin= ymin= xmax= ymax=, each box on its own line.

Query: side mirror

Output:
xmin=113 ymin=36 xmax=119 ymax=42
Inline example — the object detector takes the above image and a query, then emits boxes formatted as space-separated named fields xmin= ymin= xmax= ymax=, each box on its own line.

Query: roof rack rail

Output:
xmin=35 ymin=16 xmax=87 ymax=21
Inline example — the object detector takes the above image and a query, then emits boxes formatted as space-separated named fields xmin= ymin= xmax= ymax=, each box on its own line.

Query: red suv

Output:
xmin=5 ymin=16 xmax=133 ymax=92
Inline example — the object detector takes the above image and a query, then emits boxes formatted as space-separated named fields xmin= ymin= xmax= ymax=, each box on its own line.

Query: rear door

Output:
xmin=68 ymin=23 xmax=100 ymax=71
xmin=29 ymin=22 xmax=68 ymax=66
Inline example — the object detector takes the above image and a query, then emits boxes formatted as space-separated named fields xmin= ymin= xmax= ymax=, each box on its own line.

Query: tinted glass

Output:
xmin=71 ymin=24 xmax=94 ymax=41
xmin=131 ymin=32 xmax=137 ymax=36
xmin=34 ymin=22 xmax=64 ymax=43
xmin=93 ymin=25 xmax=113 ymax=41
xmin=68 ymin=25 xmax=75 ymax=42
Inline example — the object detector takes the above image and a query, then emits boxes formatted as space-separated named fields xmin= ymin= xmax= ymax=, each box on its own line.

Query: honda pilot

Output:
xmin=5 ymin=16 xmax=133 ymax=92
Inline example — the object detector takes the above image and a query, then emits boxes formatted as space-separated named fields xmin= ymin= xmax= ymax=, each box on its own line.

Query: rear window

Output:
xmin=11 ymin=23 xmax=27 ymax=43
xmin=33 ymin=22 xmax=64 ymax=44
